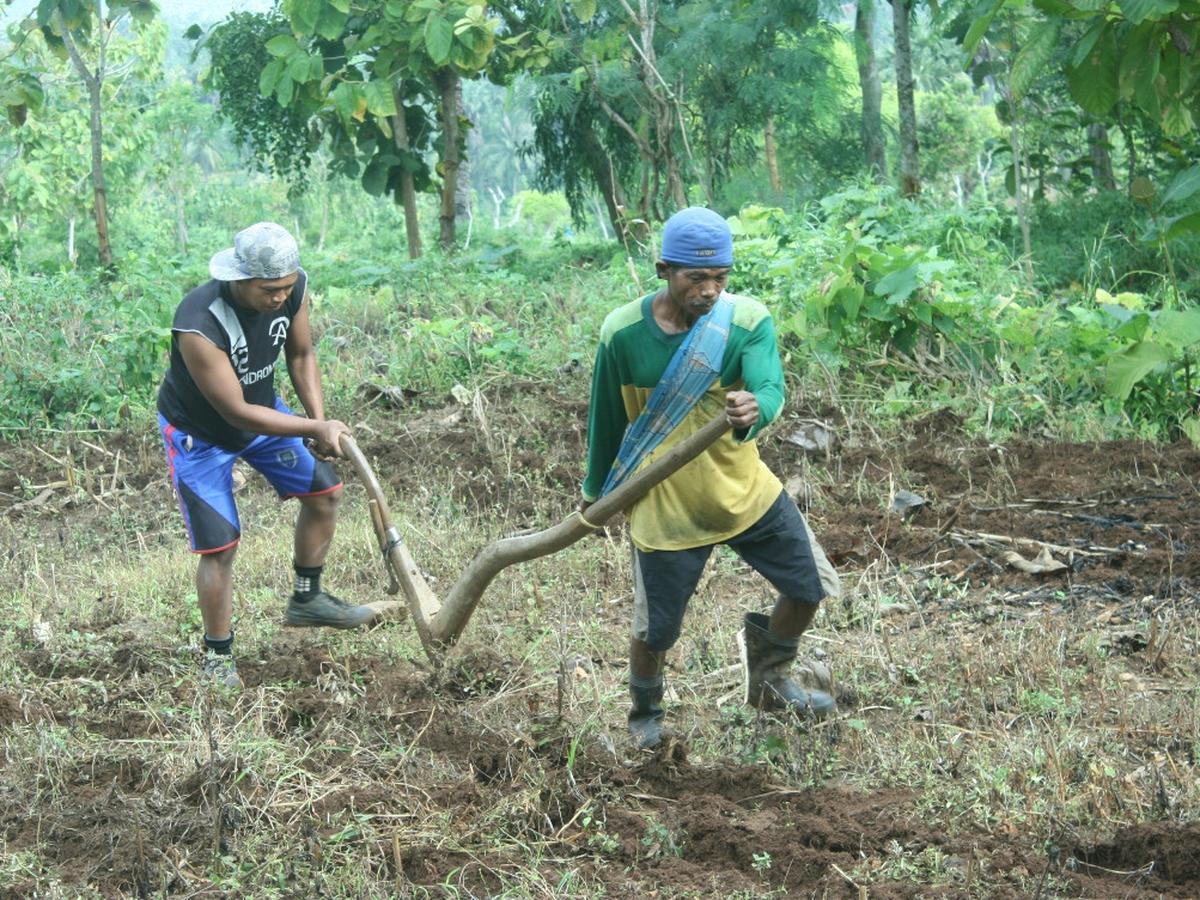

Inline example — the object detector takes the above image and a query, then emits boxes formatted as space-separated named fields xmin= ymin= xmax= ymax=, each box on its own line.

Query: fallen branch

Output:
xmin=949 ymin=529 xmax=1122 ymax=558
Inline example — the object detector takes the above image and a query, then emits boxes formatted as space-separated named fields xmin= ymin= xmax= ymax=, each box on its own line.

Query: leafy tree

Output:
xmin=963 ymin=0 xmax=1200 ymax=140
xmin=1 ymin=6 xmax=164 ymax=267
xmin=528 ymin=0 xmax=844 ymax=232
xmin=916 ymin=75 xmax=999 ymax=202
xmin=202 ymin=0 xmax=515 ymax=257
xmin=24 ymin=0 xmax=160 ymax=269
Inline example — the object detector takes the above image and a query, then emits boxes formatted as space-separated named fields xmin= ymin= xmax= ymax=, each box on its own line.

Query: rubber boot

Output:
xmin=740 ymin=612 xmax=836 ymax=718
xmin=628 ymin=673 xmax=665 ymax=750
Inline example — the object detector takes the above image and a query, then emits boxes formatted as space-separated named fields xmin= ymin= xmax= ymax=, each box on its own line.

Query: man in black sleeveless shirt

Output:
xmin=157 ymin=222 xmax=376 ymax=688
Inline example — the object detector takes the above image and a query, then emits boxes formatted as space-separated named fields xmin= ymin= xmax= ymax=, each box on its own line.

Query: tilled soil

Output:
xmin=1 ymin=393 xmax=1198 ymax=897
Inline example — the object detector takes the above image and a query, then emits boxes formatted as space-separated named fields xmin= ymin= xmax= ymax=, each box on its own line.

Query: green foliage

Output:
xmin=961 ymin=0 xmax=1200 ymax=138
xmin=729 ymin=184 xmax=1198 ymax=439
xmin=202 ymin=12 xmax=315 ymax=185
xmin=1027 ymin=193 xmax=1199 ymax=296
xmin=732 ymin=190 xmax=1010 ymax=363
xmin=0 ymin=269 xmax=173 ymax=431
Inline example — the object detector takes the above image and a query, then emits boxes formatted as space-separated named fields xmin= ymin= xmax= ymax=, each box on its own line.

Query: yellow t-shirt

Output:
xmin=582 ymin=293 xmax=784 ymax=551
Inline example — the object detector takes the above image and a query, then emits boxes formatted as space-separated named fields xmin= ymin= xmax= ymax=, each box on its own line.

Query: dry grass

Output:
xmin=0 ymin=391 xmax=1197 ymax=898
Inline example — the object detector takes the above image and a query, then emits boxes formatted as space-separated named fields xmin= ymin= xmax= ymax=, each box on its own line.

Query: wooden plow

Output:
xmin=339 ymin=413 xmax=731 ymax=662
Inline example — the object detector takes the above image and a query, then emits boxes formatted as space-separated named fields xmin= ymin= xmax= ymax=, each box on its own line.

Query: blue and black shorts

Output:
xmin=631 ymin=490 xmax=841 ymax=652
xmin=158 ymin=399 xmax=342 ymax=554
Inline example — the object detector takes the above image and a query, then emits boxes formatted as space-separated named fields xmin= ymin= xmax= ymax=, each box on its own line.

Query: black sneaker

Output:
xmin=201 ymin=651 xmax=242 ymax=690
xmin=285 ymin=591 xmax=376 ymax=629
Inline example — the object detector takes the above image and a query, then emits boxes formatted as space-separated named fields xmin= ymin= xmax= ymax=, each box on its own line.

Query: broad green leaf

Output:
xmin=424 ymin=14 xmax=454 ymax=64
xmin=294 ymin=0 xmax=324 ymax=33
xmin=571 ymin=0 xmax=598 ymax=21
xmin=1161 ymin=100 xmax=1195 ymax=137
xmin=963 ymin=0 xmax=1005 ymax=59
xmin=1070 ymin=19 xmax=1107 ymax=68
xmin=1116 ymin=0 xmax=1177 ymax=23
xmin=1133 ymin=49 xmax=1163 ymax=120
xmin=1163 ymin=211 xmax=1200 ymax=240
xmin=1011 ymin=21 xmax=1059 ymax=101
xmin=108 ymin=0 xmax=154 ymax=18
xmin=287 ymin=52 xmax=314 ymax=82
xmin=836 ymin=284 xmax=864 ymax=320
xmin=276 ymin=73 xmax=295 ymax=106
xmin=266 ymin=34 xmax=299 ymax=57
xmin=874 ymin=264 xmax=920 ymax=303
xmin=259 ymin=58 xmax=284 ymax=96
xmin=1162 ymin=165 xmax=1200 ymax=206
xmin=1112 ymin=311 xmax=1150 ymax=341
xmin=1067 ymin=29 xmax=1119 ymax=116
xmin=315 ymin=2 xmax=348 ymax=39
xmin=330 ymin=81 xmax=361 ymax=122
xmin=406 ymin=0 xmax=441 ymax=23
xmin=1119 ymin=23 xmax=1161 ymax=97
xmin=1105 ymin=340 xmax=1171 ymax=400
xmin=362 ymin=152 xmax=399 ymax=196
xmin=364 ymin=80 xmax=397 ymax=117
xmin=1153 ymin=310 xmax=1200 ymax=348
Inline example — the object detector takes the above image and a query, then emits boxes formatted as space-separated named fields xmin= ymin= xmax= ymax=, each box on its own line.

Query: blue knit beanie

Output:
xmin=660 ymin=207 xmax=733 ymax=268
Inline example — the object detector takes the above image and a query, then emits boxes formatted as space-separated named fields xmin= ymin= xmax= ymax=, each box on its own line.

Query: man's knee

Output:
xmin=636 ymin=615 xmax=685 ymax=653
xmin=199 ymin=544 xmax=237 ymax=571
xmin=299 ymin=486 xmax=342 ymax=515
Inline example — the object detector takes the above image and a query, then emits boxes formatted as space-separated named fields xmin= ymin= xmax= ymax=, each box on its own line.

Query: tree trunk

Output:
xmin=454 ymin=78 xmax=472 ymax=227
xmin=436 ymin=68 xmax=462 ymax=250
xmin=855 ymin=0 xmax=887 ymax=182
xmin=764 ymin=114 xmax=782 ymax=194
xmin=488 ymin=185 xmax=503 ymax=229
xmin=1007 ymin=16 xmax=1033 ymax=283
xmin=1087 ymin=123 xmax=1117 ymax=191
xmin=891 ymin=0 xmax=920 ymax=197
xmin=1116 ymin=108 xmax=1137 ymax=190
xmin=578 ymin=126 xmax=627 ymax=241
xmin=68 ymin=215 xmax=77 ymax=265
xmin=1011 ymin=107 xmax=1034 ymax=283
xmin=592 ymin=196 xmax=611 ymax=240
xmin=390 ymin=85 xmax=423 ymax=260
xmin=59 ymin=8 xmax=113 ymax=269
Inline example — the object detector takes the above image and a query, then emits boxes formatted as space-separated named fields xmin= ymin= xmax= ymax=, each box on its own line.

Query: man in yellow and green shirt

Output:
xmin=580 ymin=207 xmax=840 ymax=750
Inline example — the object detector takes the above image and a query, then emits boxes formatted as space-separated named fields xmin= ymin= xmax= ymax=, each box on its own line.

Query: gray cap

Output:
xmin=209 ymin=222 xmax=300 ymax=281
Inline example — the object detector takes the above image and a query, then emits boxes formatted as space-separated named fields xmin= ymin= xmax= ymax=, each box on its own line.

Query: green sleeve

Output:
xmin=737 ymin=313 xmax=785 ymax=443
xmin=581 ymin=338 xmax=629 ymax=501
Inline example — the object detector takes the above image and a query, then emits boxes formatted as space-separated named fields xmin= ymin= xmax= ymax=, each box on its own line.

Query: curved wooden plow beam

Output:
xmin=340 ymin=412 xmax=731 ymax=661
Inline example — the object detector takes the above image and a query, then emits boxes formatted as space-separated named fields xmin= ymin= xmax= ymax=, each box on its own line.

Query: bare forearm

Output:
xmin=287 ymin=352 xmax=326 ymax=421
xmin=221 ymin=400 xmax=324 ymax=440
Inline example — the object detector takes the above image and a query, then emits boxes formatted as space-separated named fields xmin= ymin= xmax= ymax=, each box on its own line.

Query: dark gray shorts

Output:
xmin=632 ymin=491 xmax=840 ymax=652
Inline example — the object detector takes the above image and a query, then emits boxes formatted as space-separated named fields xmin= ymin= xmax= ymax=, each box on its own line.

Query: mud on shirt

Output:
xmin=157 ymin=271 xmax=307 ymax=451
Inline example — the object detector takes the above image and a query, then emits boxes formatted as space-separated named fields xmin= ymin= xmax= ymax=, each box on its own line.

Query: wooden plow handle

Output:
xmin=338 ymin=413 xmax=731 ymax=662
xmin=429 ymin=412 xmax=732 ymax=647
xmin=338 ymin=434 xmax=440 ymax=657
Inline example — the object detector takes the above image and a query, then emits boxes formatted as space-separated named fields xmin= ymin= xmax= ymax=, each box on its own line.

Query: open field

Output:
xmin=1 ymin=387 xmax=1197 ymax=898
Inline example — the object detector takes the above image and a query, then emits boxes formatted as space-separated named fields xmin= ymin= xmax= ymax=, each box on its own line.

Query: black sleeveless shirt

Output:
xmin=157 ymin=271 xmax=307 ymax=450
